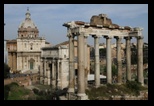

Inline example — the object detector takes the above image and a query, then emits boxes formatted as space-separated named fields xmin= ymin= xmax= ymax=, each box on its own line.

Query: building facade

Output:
xmin=40 ymin=45 xmax=69 ymax=89
xmin=16 ymin=8 xmax=48 ymax=73
xmin=7 ymin=39 xmax=17 ymax=73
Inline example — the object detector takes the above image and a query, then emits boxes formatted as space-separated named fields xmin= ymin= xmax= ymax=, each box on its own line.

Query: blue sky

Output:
xmin=4 ymin=4 xmax=148 ymax=46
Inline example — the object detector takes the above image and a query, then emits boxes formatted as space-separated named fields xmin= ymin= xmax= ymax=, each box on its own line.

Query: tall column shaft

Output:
xmin=105 ymin=36 xmax=112 ymax=84
xmin=57 ymin=60 xmax=60 ymax=88
xmin=52 ymin=60 xmax=55 ymax=87
xmin=115 ymin=36 xmax=122 ymax=84
xmin=137 ymin=36 xmax=144 ymax=86
xmin=47 ymin=62 xmax=50 ymax=85
xmin=84 ymin=36 xmax=88 ymax=89
xmin=12 ymin=53 xmax=15 ymax=71
xmin=44 ymin=59 xmax=47 ymax=85
xmin=93 ymin=36 xmax=100 ymax=87
xmin=77 ymin=32 xmax=86 ymax=99
xmin=68 ymin=35 xmax=75 ymax=93
xmin=125 ymin=37 xmax=131 ymax=81
xmin=40 ymin=60 xmax=43 ymax=84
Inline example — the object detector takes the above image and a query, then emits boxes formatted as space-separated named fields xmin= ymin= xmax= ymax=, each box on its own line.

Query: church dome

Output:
xmin=18 ymin=8 xmax=37 ymax=29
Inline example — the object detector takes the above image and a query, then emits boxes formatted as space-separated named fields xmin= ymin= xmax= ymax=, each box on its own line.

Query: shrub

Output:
xmin=33 ymin=88 xmax=39 ymax=94
xmin=125 ymin=81 xmax=141 ymax=95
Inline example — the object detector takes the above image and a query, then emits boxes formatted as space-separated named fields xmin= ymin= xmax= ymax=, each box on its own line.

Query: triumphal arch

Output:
xmin=63 ymin=14 xmax=144 ymax=100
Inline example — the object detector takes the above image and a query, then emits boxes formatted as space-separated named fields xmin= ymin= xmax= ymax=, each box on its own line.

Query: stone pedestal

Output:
xmin=77 ymin=93 xmax=89 ymax=100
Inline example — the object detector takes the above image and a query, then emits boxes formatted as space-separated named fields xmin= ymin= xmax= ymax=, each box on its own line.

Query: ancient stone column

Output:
xmin=104 ymin=36 xmax=112 ymax=84
xmin=77 ymin=32 xmax=88 ymax=100
xmin=57 ymin=60 xmax=60 ymax=88
xmin=67 ymin=34 xmax=75 ymax=96
xmin=40 ymin=59 xmax=43 ymax=84
xmin=47 ymin=62 xmax=51 ymax=85
xmin=44 ymin=58 xmax=47 ymax=85
xmin=114 ymin=36 xmax=122 ymax=84
xmin=93 ymin=35 xmax=100 ymax=87
xmin=137 ymin=36 xmax=144 ymax=86
xmin=12 ymin=53 xmax=15 ymax=72
xmin=52 ymin=60 xmax=56 ymax=87
xmin=124 ymin=36 xmax=132 ymax=81
xmin=84 ymin=36 xmax=88 ymax=89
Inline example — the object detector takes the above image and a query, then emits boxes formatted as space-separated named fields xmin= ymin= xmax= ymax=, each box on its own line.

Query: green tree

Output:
xmin=4 ymin=63 xmax=10 ymax=79
xmin=131 ymin=45 xmax=137 ymax=65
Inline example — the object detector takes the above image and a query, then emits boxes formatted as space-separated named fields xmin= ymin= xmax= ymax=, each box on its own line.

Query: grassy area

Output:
xmin=86 ymin=81 xmax=148 ymax=100
xmin=4 ymin=82 xmax=35 ymax=100
xmin=4 ymin=82 xmax=56 ymax=100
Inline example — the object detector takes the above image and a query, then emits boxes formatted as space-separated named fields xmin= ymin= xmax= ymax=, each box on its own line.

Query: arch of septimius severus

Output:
xmin=63 ymin=14 xmax=144 ymax=100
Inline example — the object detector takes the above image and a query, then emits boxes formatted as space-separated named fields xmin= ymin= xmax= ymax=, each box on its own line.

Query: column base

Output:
xmin=77 ymin=93 xmax=89 ymax=100
xmin=52 ymin=80 xmax=56 ymax=88
xmin=68 ymin=88 xmax=75 ymax=93
xmin=141 ymin=83 xmax=144 ymax=86
xmin=44 ymin=78 xmax=48 ymax=85
xmin=116 ymin=83 xmax=122 ymax=85
xmin=47 ymin=79 xmax=50 ymax=85
xmin=40 ymin=77 xmax=43 ymax=84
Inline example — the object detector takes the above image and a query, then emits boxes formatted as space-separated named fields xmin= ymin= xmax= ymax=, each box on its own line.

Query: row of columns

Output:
xmin=67 ymin=32 xmax=144 ymax=99
xmin=40 ymin=59 xmax=61 ymax=88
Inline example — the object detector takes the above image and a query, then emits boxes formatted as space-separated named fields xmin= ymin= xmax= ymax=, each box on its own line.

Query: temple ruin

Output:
xmin=63 ymin=14 xmax=144 ymax=100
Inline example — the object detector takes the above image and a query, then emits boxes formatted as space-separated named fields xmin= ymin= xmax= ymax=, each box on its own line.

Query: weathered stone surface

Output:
xmin=75 ymin=21 xmax=85 ymax=25
xmin=90 ymin=15 xmax=112 ymax=27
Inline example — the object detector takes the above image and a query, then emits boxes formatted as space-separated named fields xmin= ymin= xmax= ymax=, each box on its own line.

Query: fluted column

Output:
xmin=114 ymin=36 xmax=122 ymax=84
xmin=104 ymin=36 xmax=112 ymax=84
xmin=77 ymin=32 xmax=88 ymax=100
xmin=68 ymin=34 xmax=75 ymax=94
xmin=92 ymin=35 xmax=100 ymax=87
xmin=137 ymin=36 xmax=144 ymax=86
xmin=124 ymin=36 xmax=132 ymax=81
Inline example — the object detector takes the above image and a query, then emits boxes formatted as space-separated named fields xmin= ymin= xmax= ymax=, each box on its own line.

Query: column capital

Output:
xmin=136 ymin=36 xmax=144 ymax=39
xmin=124 ymin=36 xmax=132 ymax=40
xmin=92 ymin=35 xmax=101 ymax=38
xmin=133 ymin=27 xmax=143 ymax=31
xmin=44 ymin=59 xmax=47 ymax=62
xmin=84 ymin=34 xmax=89 ymax=38
xmin=49 ymin=61 xmax=52 ymax=64
xmin=52 ymin=59 xmax=55 ymax=63
xmin=67 ymin=34 xmax=75 ymax=38
xmin=104 ymin=35 xmax=112 ymax=39
xmin=114 ymin=36 xmax=123 ymax=39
